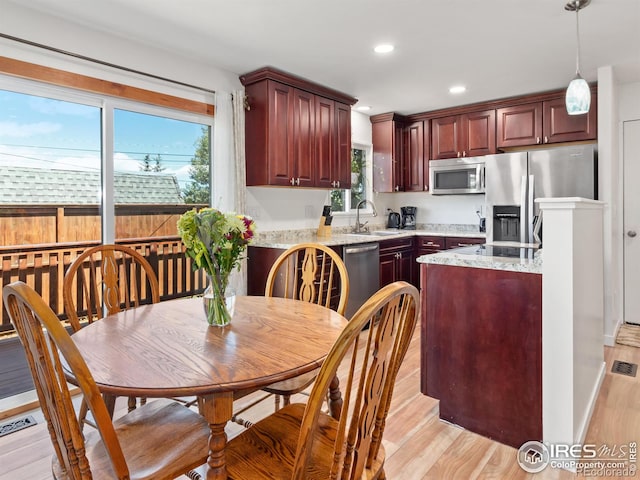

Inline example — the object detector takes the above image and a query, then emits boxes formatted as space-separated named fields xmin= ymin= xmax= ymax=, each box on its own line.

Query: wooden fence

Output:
xmin=0 ymin=236 xmax=206 ymax=334
xmin=0 ymin=204 xmax=205 ymax=246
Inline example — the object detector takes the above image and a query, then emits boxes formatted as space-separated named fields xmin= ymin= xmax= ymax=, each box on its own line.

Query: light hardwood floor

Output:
xmin=1 ymin=325 xmax=638 ymax=479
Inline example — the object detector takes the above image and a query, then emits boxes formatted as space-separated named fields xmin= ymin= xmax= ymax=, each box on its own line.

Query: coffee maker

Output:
xmin=400 ymin=206 xmax=417 ymax=230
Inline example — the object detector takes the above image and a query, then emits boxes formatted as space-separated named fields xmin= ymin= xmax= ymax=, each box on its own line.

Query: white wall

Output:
xmin=598 ymin=67 xmax=640 ymax=344
xmin=539 ymin=198 xmax=605 ymax=450
xmin=0 ymin=3 xmax=241 ymax=96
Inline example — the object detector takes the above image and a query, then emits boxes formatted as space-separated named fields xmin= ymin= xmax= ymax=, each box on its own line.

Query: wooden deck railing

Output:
xmin=0 ymin=236 xmax=206 ymax=334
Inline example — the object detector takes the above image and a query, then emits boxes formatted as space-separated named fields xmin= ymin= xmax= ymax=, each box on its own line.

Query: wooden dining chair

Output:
xmin=3 ymin=281 xmax=210 ymax=480
xmin=63 ymin=243 xmax=160 ymax=428
xmin=223 ymin=281 xmax=419 ymax=480
xmin=261 ymin=242 xmax=349 ymax=412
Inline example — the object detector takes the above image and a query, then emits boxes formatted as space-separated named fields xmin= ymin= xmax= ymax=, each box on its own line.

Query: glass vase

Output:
xmin=203 ymin=273 xmax=236 ymax=327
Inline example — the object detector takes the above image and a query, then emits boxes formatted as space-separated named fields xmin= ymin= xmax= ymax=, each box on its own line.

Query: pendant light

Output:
xmin=565 ymin=0 xmax=591 ymax=115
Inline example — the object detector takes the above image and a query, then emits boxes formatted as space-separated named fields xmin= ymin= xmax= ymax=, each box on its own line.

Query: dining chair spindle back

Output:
xmin=63 ymin=244 xmax=160 ymax=332
xmin=224 ymin=280 xmax=419 ymax=480
xmin=3 ymin=281 xmax=209 ymax=480
xmin=261 ymin=242 xmax=350 ymax=411
xmin=63 ymin=244 xmax=161 ymax=426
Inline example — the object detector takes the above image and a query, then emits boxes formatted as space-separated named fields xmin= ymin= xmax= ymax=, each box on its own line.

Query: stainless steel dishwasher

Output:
xmin=343 ymin=242 xmax=380 ymax=318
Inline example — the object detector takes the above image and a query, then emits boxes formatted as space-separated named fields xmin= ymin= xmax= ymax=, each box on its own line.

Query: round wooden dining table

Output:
xmin=66 ymin=295 xmax=348 ymax=480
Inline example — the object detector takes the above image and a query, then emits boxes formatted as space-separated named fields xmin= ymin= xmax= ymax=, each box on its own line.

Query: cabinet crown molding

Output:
xmin=371 ymin=84 xmax=597 ymax=123
xmin=240 ymin=66 xmax=357 ymax=106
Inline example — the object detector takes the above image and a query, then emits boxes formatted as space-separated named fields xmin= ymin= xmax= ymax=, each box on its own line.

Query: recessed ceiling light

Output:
xmin=356 ymin=105 xmax=371 ymax=111
xmin=449 ymin=85 xmax=467 ymax=94
xmin=374 ymin=44 xmax=394 ymax=54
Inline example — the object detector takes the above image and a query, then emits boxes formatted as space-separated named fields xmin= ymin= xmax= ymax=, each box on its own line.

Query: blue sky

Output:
xmin=0 ymin=89 xmax=207 ymax=189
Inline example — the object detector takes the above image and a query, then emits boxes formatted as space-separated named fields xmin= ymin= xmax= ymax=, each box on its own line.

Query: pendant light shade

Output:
xmin=566 ymin=73 xmax=591 ymax=115
xmin=565 ymin=0 xmax=591 ymax=115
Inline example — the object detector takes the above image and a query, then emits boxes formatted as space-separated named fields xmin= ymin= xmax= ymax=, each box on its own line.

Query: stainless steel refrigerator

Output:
xmin=485 ymin=144 xmax=597 ymax=244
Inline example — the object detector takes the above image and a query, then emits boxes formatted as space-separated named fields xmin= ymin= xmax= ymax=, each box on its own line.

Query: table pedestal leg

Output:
xmin=198 ymin=392 xmax=234 ymax=480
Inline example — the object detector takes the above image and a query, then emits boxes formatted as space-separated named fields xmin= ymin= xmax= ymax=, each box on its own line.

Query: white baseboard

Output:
xmin=575 ymin=361 xmax=606 ymax=445
xmin=604 ymin=319 xmax=623 ymax=347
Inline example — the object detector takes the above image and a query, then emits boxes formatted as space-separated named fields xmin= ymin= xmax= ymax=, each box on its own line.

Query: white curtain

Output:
xmin=216 ymin=90 xmax=249 ymax=294
xmin=231 ymin=90 xmax=248 ymax=294
xmin=232 ymin=90 xmax=247 ymax=215
xmin=212 ymin=91 xmax=234 ymax=211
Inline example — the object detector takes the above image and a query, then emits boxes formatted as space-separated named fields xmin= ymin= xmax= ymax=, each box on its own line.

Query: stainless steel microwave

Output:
xmin=429 ymin=158 xmax=486 ymax=195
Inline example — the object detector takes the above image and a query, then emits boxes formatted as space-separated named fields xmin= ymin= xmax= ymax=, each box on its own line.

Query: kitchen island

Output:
xmin=417 ymin=246 xmax=543 ymax=448
xmin=418 ymin=198 xmax=606 ymax=455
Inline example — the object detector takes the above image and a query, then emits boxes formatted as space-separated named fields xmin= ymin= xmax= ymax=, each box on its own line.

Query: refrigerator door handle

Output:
xmin=528 ymin=174 xmax=535 ymax=243
xmin=520 ymin=175 xmax=527 ymax=243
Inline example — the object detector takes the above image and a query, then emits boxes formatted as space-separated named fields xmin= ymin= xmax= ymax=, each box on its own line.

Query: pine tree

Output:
xmin=139 ymin=154 xmax=166 ymax=172
xmin=182 ymin=126 xmax=210 ymax=204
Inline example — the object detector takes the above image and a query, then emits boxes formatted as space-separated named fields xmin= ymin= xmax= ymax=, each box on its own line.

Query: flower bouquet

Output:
xmin=177 ymin=207 xmax=256 ymax=326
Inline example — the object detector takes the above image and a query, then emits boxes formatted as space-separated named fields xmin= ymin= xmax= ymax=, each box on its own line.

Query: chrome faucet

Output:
xmin=353 ymin=199 xmax=378 ymax=233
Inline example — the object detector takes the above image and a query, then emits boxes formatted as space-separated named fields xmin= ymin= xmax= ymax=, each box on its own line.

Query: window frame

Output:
xmin=0 ymin=73 xmax=215 ymax=244
xmin=331 ymin=142 xmax=374 ymax=216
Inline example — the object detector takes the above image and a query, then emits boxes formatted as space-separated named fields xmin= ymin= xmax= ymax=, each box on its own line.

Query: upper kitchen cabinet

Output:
xmin=371 ymin=113 xmax=408 ymax=193
xmin=240 ymin=67 xmax=357 ymax=188
xmin=543 ymin=96 xmax=597 ymax=144
xmin=431 ymin=109 xmax=496 ymax=160
xmin=497 ymin=88 xmax=597 ymax=148
xmin=404 ymin=120 xmax=430 ymax=192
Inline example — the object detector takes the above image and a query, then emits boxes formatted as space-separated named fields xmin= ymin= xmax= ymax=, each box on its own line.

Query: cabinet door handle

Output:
xmin=395 ymin=185 xmax=400 ymax=192
xmin=336 ymin=180 xmax=340 ymax=188
xmin=544 ymin=136 xmax=549 ymax=143
xmin=536 ymin=137 xmax=541 ymax=144
xmin=290 ymin=177 xmax=296 ymax=186
xmin=457 ymin=151 xmax=461 ymax=158
xmin=296 ymin=178 xmax=300 ymax=186
xmin=463 ymin=151 xmax=467 ymax=157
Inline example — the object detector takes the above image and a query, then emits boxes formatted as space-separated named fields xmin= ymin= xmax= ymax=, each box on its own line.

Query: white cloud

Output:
xmin=28 ymin=97 xmax=97 ymax=117
xmin=0 ymin=144 xmax=99 ymax=171
xmin=0 ymin=121 xmax=61 ymax=138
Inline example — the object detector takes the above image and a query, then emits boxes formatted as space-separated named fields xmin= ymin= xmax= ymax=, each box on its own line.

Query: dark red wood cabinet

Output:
xmin=543 ymin=96 xmax=597 ymax=144
xmin=371 ymin=113 xmax=407 ymax=193
xmin=431 ymin=110 xmax=496 ymax=160
xmin=241 ymin=67 xmax=356 ymax=188
xmin=404 ymin=120 xmax=430 ymax=192
xmin=421 ymin=263 xmax=542 ymax=448
xmin=497 ymin=91 xmax=597 ymax=148
xmin=496 ymin=102 xmax=543 ymax=149
xmin=379 ymin=237 xmax=415 ymax=287
xmin=444 ymin=236 xmax=485 ymax=249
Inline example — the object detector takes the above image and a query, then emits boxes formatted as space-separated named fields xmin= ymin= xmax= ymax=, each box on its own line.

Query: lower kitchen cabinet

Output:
xmin=247 ymin=246 xmax=286 ymax=295
xmin=379 ymin=237 xmax=415 ymax=287
xmin=247 ymin=245 xmax=343 ymax=295
xmin=421 ymin=263 xmax=542 ymax=448
xmin=444 ymin=236 xmax=484 ymax=249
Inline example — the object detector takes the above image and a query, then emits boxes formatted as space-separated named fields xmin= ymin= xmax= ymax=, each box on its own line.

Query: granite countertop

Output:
xmin=250 ymin=224 xmax=485 ymax=249
xmin=416 ymin=246 xmax=543 ymax=274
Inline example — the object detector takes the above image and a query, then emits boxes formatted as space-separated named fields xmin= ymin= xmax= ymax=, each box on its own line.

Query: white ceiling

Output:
xmin=7 ymin=0 xmax=640 ymax=116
